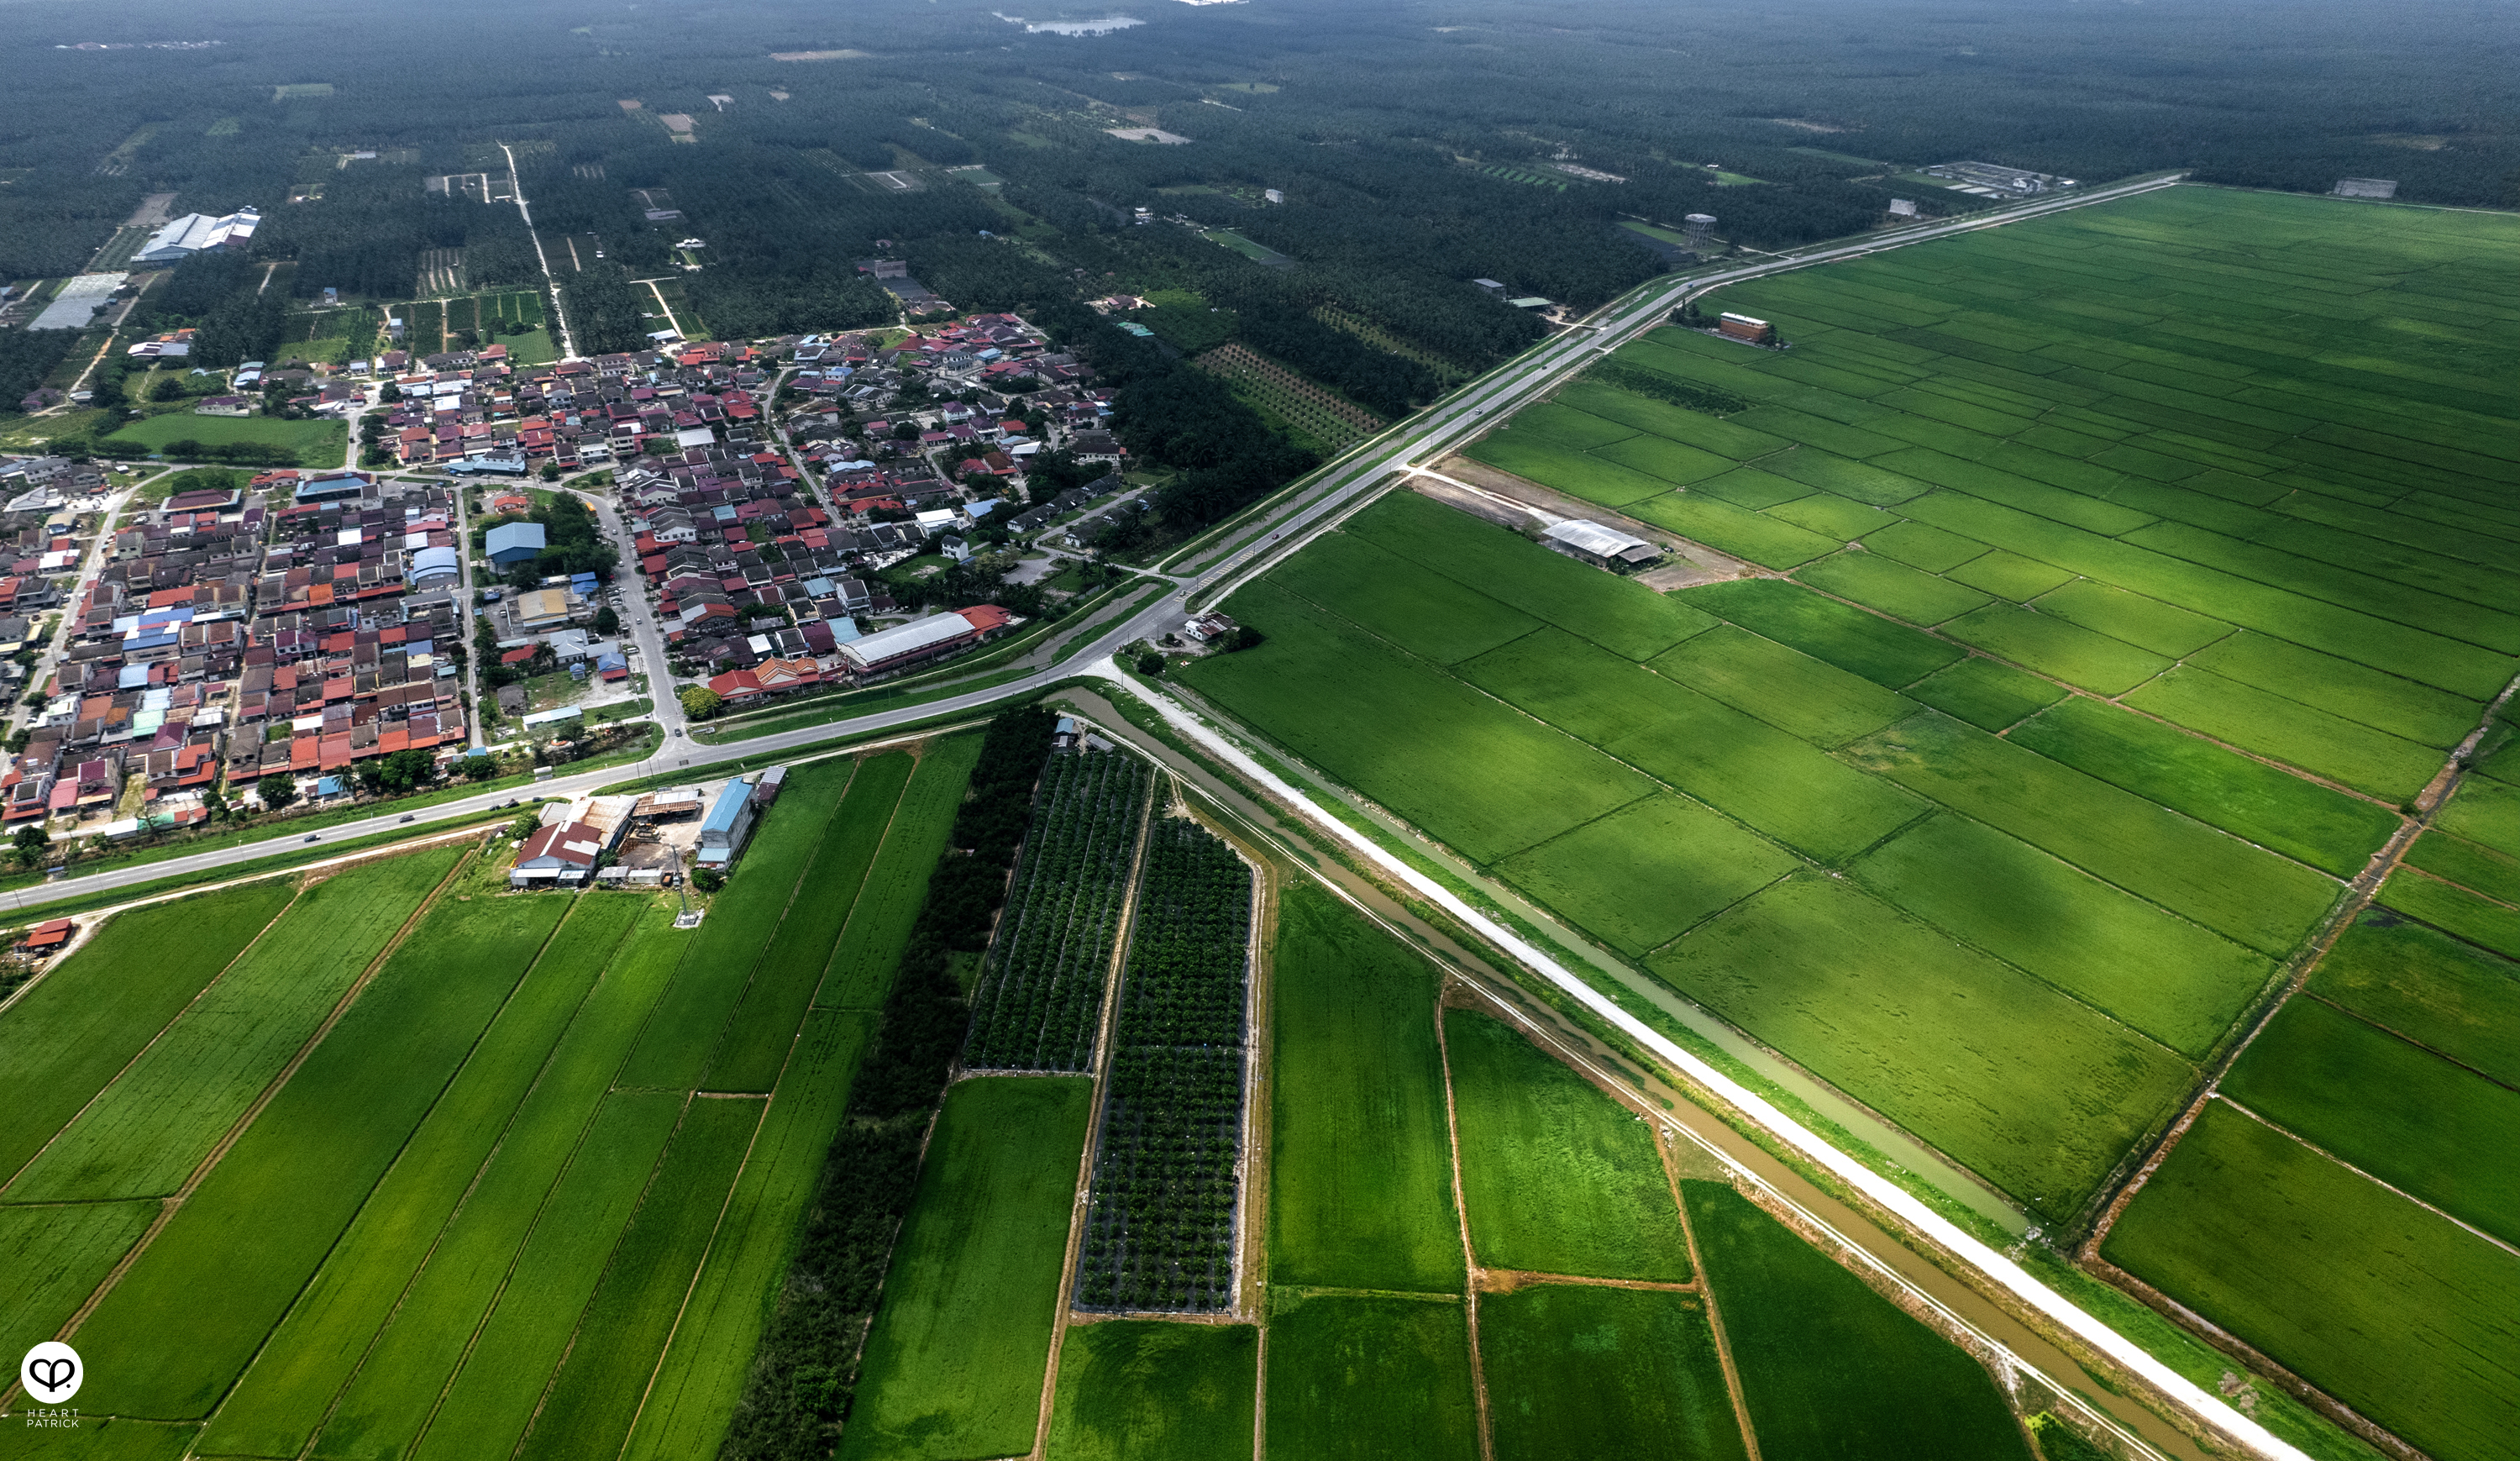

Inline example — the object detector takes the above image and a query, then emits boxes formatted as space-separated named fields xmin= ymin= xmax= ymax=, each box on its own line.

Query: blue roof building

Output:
xmin=485 ymin=522 xmax=547 ymax=567
xmin=409 ymin=544 xmax=461 ymax=588
xmin=294 ymin=474 xmax=368 ymax=505
xmin=695 ymin=775 xmax=758 ymax=868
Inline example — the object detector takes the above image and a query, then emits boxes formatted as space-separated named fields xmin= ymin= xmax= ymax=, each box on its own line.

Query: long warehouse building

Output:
xmin=837 ymin=604 xmax=1011 ymax=676
xmin=136 ymin=207 xmax=261 ymax=264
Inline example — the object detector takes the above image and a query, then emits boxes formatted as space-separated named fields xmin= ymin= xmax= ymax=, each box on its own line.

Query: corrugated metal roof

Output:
xmin=485 ymin=522 xmax=547 ymax=556
xmin=701 ymin=776 xmax=751 ymax=833
xmin=841 ymin=613 xmax=970 ymax=666
xmin=1542 ymin=519 xmax=1655 ymax=557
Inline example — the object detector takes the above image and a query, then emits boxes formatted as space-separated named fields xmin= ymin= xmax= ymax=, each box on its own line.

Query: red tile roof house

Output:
xmin=20 ymin=918 xmax=73 ymax=955
xmin=509 ymin=820 xmax=615 ymax=887
xmin=706 ymin=654 xmax=822 ymax=703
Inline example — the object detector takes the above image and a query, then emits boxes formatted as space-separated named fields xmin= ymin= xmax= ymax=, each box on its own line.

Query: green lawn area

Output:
xmin=1045 ymin=1322 xmax=1257 ymax=1461
xmin=106 ymin=408 xmax=348 ymax=466
xmin=1478 ymin=1285 xmax=1747 ymax=1461
xmin=1263 ymin=1292 xmax=1479 ymax=1461
xmin=1268 ymin=882 xmax=1464 ymax=1293
xmin=1443 ymin=1008 xmax=1696 ymax=1280
xmin=1686 ymin=1180 xmax=2032 ymax=1461
xmin=1200 ymin=227 xmax=1292 ymax=265
xmin=0 ymin=406 xmax=111 ymax=449
xmin=500 ymin=325 xmax=559 ymax=365
xmin=2104 ymin=1102 xmax=2520 ymax=1461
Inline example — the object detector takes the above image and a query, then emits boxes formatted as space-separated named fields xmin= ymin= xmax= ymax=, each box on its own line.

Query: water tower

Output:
xmin=1683 ymin=214 xmax=1717 ymax=251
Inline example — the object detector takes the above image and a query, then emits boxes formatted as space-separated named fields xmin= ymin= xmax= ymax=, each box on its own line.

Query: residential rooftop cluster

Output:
xmin=3 ymin=470 xmax=473 ymax=845
xmin=384 ymin=339 xmax=768 ymax=470
xmin=600 ymin=313 xmax=1126 ymax=711
xmin=0 ymin=301 xmax=1161 ymax=849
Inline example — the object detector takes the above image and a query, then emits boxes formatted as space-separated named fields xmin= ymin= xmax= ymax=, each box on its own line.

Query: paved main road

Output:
xmin=13 ymin=174 xmax=2185 ymax=914
xmin=569 ymin=486 xmax=686 ymax=741
xmin=1172 ymin=169 xmax=2187 ymax=597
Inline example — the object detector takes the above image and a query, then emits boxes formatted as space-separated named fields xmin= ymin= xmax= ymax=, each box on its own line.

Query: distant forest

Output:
xmin=3 ymin=0 xmax=2508 ymax=531
xmin=3 ymin=0 xmax=2509 ymax=293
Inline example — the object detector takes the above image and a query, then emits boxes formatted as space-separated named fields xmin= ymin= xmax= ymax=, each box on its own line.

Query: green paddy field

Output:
xmin=1180 ymin=184 xmax=2520 ymax=1459
xmin=1 ymin=733 xmax=2062 ymax=1461
xmin=10 ymin=180 xmax=2508 ymax=1461
xmin=837 ymin=870 xmax=2033 ymax=1461
xmin=0 ymin=743 xmax=975 ymax=1460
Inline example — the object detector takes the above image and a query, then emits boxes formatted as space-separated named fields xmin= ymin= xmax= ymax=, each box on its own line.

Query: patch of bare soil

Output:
xmin=1429 ymin=454 xmax=1764 ymax=586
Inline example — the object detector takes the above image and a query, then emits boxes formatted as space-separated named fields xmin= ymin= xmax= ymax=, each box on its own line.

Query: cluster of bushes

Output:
xmin=0 ymin=324 xmax=78 ymax=405
xmin=901 ymin=707 xmax=1062 ymax=959
xmin=722 ymin=707 xmax=1058 ymax=1461
xmin=139 ymin=440 xmax=305 ymax=467
xmin=157 ymin=466 xmax=249 ymax=498
xmin=2026 ymin=1413 xmax=2111 ymax=1461
xmin=493 ymin=491 xmax=617 ymax=588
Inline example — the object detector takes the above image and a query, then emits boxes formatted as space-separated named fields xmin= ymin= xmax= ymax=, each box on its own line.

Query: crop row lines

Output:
xmin=1076 ymin=817 xmax=1254 ymax=1314
xmin=963 ymin=752 xmax=1152 ymax=1073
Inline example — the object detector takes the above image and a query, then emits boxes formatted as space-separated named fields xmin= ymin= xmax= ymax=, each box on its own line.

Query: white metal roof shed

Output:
xmin=839 ymin=613 xmax=971 ymax=671
xmin=1542 ymin=518 xmax=1660 ymax=566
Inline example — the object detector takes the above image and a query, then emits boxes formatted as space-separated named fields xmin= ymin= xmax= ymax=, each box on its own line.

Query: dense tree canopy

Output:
xmin=5 ymin=0 xmax=2504 ymax=533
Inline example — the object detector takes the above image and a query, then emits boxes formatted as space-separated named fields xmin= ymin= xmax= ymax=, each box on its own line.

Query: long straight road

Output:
xmin=451 ymin=476 xmax=488 ymax=749
xmin=501 ymin=142 xmax=579 ymax=360
xmin=566 ymin=484 xmax=685 ymax=740
xmin=1093 ymin=673 xmax=2299 ymax=1461
xmin=8 ymin=175 xmax=2186 ymax=913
